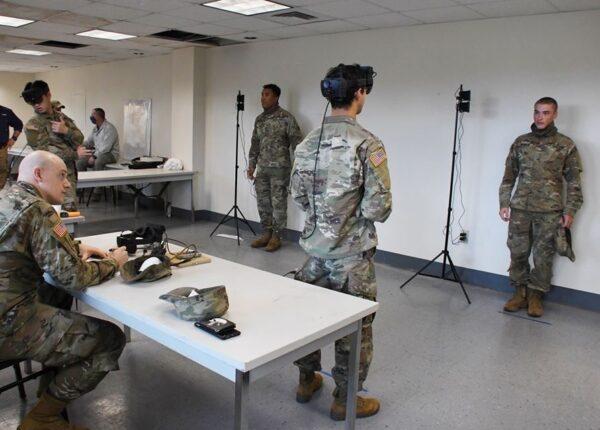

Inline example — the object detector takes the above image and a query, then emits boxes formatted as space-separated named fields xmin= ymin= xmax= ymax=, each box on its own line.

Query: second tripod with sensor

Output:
xmin=210 ymin=91 xmax=256 ymax=245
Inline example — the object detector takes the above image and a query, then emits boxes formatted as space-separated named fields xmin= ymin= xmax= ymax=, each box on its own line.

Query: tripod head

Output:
xmin=456 ymin=85 xmax=471 ymax=113
xmin=237 ymin=91 xmax=244 ymax=111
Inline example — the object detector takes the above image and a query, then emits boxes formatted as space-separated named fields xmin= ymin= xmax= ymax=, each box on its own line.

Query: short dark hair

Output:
xmin=263 ymin=84 xmax=281 ymax=98
xmin=535 ymin=97 xmax=558 ymax=111
xmin=324 ymin=64 xmax=365 ymax=109
xmin=93 ymin=107 xmax=105 ymax=119
xmin=23 ymin=80 xmax=50 ymax=95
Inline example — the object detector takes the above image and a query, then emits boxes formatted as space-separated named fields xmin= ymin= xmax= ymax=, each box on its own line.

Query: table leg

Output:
xmin=24 ymin=360 xmax=33 ymax=375
xmin=134 ymin=195 xmax=139 ymax=218
xmin=124 ymin=325 xmax=131 ymax=343
xmin=234 ymin=370 xmax=250 ymax=430
xmin=345 ymin=319 xmax=362 ymax=430
xmin=190 ymin=178 xmax=195 ymax=223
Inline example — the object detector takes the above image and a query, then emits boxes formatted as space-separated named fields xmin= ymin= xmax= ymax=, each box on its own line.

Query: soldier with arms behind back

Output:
xmin=499 ymin=97 xmax=583 ymax=317
xmin=0 ymin=150 xmax=128 ymax=430
xmin=290 ymin=64 xmax=392 ymax=421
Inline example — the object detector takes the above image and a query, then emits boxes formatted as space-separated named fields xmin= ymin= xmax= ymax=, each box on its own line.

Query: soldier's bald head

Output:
xmin=18 ymin=150 xmax=66 ymax=182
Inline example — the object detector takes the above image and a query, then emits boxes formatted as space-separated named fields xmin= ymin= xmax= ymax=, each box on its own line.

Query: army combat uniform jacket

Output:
xmin=249 ymin=105 xmax=302 ymax=171
xmin=0 ymin=182 xmax=117 ymax=333
xmin=499 ymin=123 xmax=583 ymax=216
xmin=291 ymin=115 xmax=392 ymax=259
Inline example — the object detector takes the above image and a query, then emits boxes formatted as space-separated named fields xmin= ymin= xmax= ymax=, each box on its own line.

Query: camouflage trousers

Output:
xmin=0 ymin=300 xmax=125 ymax=402
xmin=254 ymin=167 xmax=290 ymax=235
xmin=507 ymin=209 xmax=562 ymax=293
xmin=0 ymin=145 xmax=7 ymax=190
xmin=294 ymin=249 xmax=377 ymax=400
xmin=63 ymin=166 xmax=78 ymax=211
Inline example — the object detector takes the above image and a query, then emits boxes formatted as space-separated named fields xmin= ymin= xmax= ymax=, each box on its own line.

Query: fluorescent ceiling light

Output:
xmin=0 ymin=15 xmax=34 ymax=27
xmin=8 ymin=49 xmax=50 ymax=56
xmin=76 ymin=29 xmax=136 ymax=41
xmin=203 ymin=0 xmax=289 ymax=16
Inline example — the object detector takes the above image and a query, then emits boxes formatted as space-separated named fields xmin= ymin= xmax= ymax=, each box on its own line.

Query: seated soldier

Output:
xmin=0 ymin=150 xmax=128 ymax=430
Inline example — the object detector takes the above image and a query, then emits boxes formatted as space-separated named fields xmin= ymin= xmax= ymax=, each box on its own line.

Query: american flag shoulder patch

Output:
xmin=369 ymin=147 xmax=387 ymax=167
xmin=53 ymin=222 xmax=68 ymax=238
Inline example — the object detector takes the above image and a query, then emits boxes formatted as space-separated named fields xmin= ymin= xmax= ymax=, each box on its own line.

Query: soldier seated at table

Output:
xmin=0 ymin=150 xmax=128 ymax=430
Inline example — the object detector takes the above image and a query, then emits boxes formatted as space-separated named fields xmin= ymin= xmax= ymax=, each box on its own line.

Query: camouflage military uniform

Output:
xmin=291 ymin=115 xmax=392 ymax=399
xmin=499 ymin=123 xmax=583 ymax=292
xmin=249 ymin=105 xmax=302 ymax=236
xmin=0 ymin=181 xmax=125 ymax=402
xmin=24 ymin=110 xmax=84 ymax=211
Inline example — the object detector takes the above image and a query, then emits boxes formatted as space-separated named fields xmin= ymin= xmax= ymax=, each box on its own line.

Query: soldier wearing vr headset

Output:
xmin=290 ymin=64 xmax=392 ymax=421
xmin=21 ymin=81 xmax=91 ymax=212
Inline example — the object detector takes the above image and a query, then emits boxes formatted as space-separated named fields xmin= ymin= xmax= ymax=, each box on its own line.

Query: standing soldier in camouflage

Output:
xmin=290 ymin=64 xmax=392 ymax=421
xmin=499 ymin=97 xmax=583 ymax=317
xmin=21 ymin=81 xmax=92 ymax=211
xmin=0 ymin=151 xmax=129 ymax=430
xmin=247 ymin=84 xmax=302 ymax=252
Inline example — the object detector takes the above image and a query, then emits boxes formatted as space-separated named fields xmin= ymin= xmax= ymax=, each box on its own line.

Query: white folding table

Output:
xmin=74 ymin=233 xmax=378 ymax=429
xmin=77 ymin=169 xmax=195 ymax=221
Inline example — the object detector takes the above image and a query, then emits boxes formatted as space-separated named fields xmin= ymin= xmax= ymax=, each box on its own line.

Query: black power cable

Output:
xmin=301 ymin=100 xmax=330 ymax=240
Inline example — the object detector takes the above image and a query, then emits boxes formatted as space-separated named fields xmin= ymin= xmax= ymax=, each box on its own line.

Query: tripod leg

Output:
xmin=400 ymin=251 xmax=444 ymax=289
xmin=234 ymin=208 xmax=241 ymax=246
xmin=236 ymin=207 xmax=256 ymax=235
xmin=446 ymin=254 xmax=471 ymax=304
xmin=210 ymin=206 xmax=235 ymax=237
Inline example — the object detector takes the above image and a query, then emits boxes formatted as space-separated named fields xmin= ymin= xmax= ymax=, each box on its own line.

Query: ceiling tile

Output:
xmin=72 ymin=2 xmax=151 ymax=20
xmin=259 ymin=7 xmax=332 ymax=25
xmin=6 ymin=0 xmax=93 ymax=10
xmin=468 ymin=0 xmax=558 ymax=18
xmin=305 ymin=0 xmax=390 ymax=19
xmin=216 ymin=16 xmax=285 ymax=31
xmin=402 ymin=5 xmax=484 ymax=23
xmin=98 ymin=0 xmax=190 ymax=13
xmin=100 ymin=21 xmax=167 ymax=35
xmin=368 ymin=0 xmax=456 ymax=12
xmin=23 ymin=21 xmax=89 ymax=35
xmin=294 ymin=19 xmax=367 ymax=34
xmin=44 ymin=11 xmax=113 ymax=27
xmin=130 ymin=13 xmax=199 ymax=28
xmin=0 ymin=1 xmax=58 ymax=20
xmin=547 ymin=0 xmax=600 ymax=11
xmin=254 ymin=24 xmax=322 ymax=38
xmin=179 ymin=22 xmax=240 ymax=36
xmin=224 ymin=31 xmax=277 ymax=42
xmin=163 ymin=4 xmax=237 ymax=22
xmin=347 ymin=12 xmax=419 ymax=27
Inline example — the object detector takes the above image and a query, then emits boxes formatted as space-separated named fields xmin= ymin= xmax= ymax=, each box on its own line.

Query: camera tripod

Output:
xmin=209 ymin=91 xmax=256 ymax=245
xmin=399 ymin=85 xmax=472 ymax=304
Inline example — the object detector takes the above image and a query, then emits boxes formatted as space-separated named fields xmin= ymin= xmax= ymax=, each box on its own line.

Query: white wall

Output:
xmin=0 ymin=71 xmax=35 ymax=131
xmin=203 ymin=10 xmax=600 ymax=294
xmin=36 ymin=54 xmax=173 ymax=159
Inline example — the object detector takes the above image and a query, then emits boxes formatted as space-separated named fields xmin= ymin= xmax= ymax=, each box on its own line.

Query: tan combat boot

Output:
xmin=330 ymin=396 xmax=380 ymax=421
xmin=503 ymin=285 xmax=528 ymax=312
xmin=18 ymin=393 xmax=89 ymax=430
xmin=250 ymin=230 xmax=272 ymax=248
xmin=527 ymin=289 xmax=544 ymax=317
xmin=296 ymin=371 xmax=323 ymax=403
xmin=265 ymin=234 xmax=281 ymax=252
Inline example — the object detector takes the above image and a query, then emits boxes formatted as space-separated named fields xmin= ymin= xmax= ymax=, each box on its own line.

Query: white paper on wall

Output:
xmin=123 ymin=99 xmax=151 ymax=160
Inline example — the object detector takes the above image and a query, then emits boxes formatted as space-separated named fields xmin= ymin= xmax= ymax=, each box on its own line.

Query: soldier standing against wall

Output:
xmin=247 ymin=84 xmax=302 ymax=252
xmin=499 ymin=97 xmax=583 ymax=317
xmin=290 ymin=64 xmax=392 ymax=421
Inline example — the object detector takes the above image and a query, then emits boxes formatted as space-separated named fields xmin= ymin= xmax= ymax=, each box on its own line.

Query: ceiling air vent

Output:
xmin=272 ymin=11 xmax=317 ymax=20
xmin=149 ymin=30 xmax=242 ymax=46
xmin=37 ymin=40 xmax=88 ymax=49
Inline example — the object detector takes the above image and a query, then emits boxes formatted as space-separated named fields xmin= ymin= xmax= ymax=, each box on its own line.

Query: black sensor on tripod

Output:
xmin=237 ymin=91 xmax=245 ymax=111
xmin=457 ymin=89 xmax=471 ymax=113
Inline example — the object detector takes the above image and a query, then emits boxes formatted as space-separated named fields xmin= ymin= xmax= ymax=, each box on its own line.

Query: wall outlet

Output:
xmin=459 ymin=231 xmax=468 ymax=243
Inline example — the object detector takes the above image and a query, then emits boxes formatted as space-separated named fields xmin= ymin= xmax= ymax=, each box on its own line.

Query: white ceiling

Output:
xmin=0 ymin=0 xmax=599 ymax=72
